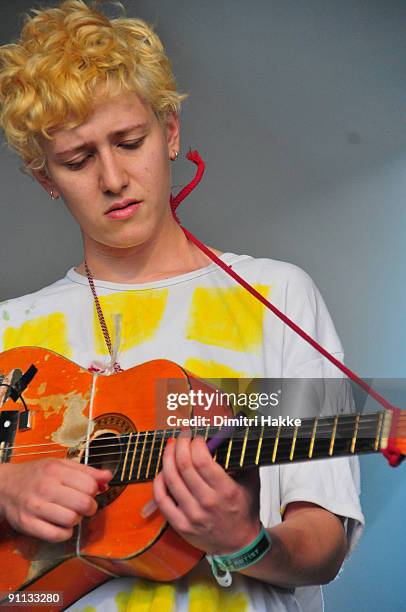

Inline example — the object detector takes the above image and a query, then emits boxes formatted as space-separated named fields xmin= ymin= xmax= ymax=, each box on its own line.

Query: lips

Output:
xmin=106 ymin=198 xmax=140 ymax=214
xmin=105 ymin=200 xmax=142 ymax=220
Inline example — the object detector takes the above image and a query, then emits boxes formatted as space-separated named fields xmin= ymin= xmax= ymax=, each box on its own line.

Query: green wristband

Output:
xmin=206 ymin=524 xmax=272 ymax=587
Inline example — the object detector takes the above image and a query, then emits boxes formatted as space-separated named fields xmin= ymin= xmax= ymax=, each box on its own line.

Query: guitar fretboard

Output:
xmin=107 ymin=411 xmax=388 ymax=485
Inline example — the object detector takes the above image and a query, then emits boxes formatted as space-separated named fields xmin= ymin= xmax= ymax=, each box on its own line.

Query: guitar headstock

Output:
xmin=381 ymin=409 xmax=405 ymax=467
xmin=394 ymin=436 xmax=406 ymax=458
xmin=394 ymin=410 xmax=406 ymax=458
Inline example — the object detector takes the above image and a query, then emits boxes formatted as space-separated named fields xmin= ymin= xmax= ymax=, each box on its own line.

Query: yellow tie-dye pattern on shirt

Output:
xmin=2 ymin=313 xmax=72 ymax=357
xmin=188 ymin=576 xmax=248 ymax=612
xmin=186 ymin=285 xmax=270 ymax=353
xmin=115 ymin=589 xmax=131 ymax=611
xmin=124 ymin=580 xmax=176 ymax=612
xmin=184 ymin=357 xmax=250 ymax=379
xmin=94 ymin=290 xmax=168 ymax=355
xmin=183 ymin=359 xmax=261 ymax=409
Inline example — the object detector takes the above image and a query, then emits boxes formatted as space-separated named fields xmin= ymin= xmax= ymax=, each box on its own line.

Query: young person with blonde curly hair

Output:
xmin=0 ymin=1 xmax=363 ymax=610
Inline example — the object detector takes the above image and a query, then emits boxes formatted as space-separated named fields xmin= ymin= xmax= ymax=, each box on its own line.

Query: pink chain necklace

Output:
xmin=85 ymin=261 xmax=123 ymax=373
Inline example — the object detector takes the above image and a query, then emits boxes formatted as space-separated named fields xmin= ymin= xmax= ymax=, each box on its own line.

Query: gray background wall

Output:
xmin=0 ymin=1 xmax=405 ymax=610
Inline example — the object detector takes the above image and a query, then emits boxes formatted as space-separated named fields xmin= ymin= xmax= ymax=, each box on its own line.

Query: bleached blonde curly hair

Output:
xmin=0 ymin=0 xmax=187 ymax=173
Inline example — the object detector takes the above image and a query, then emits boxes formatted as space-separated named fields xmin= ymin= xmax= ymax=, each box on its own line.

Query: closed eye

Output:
xmin=64 ymin=156 xmax=91 ymax=170
xmin=119 ymin=138 xmax=145 ymax=150
xmin=64 ymin=137 xmax=145 ymax=171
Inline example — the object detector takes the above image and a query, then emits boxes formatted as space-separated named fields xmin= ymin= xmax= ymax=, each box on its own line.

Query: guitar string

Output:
xmin=3 ymin=412 xmax=389 ymax=452
xmin=6 ymin=427 xmax=406 ymax=463
xmin=4 ymin=413 xmax=403 ymax=455
xmin=6 ymin=436 xmax=386 ymax=473
xmin=18 ymin=435 xmax=387 ymax=477
xmin=8 ymin=418 xmax=404 ymax=460
xmin=2 ymin=411 xmax=395 ymax=452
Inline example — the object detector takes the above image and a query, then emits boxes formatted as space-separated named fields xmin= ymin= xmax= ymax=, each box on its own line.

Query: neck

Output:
xmin=107 ymin=410 xmax=388 ymax=486
xmin=77 ymin=217 xmax=222 ymax=284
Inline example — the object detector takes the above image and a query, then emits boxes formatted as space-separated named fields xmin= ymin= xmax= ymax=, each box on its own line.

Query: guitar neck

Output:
xmin=108 ymin=410 xmax=389 ymax=485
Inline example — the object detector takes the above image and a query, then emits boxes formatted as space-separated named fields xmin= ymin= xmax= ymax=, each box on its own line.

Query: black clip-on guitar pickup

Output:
xmin=1 ymin=364 xmax=38 ymax=430
xmin=8 ymin=364 xmax=38 ymax=401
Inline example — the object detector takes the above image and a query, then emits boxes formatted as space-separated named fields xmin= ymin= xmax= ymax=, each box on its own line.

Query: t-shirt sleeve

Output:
xmin=281 ymin=266 xmax=344 ymax=378
xmin=278 ymin=267 xmax=364 ymax=556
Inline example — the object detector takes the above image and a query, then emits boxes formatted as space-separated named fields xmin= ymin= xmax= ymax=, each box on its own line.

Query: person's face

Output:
xmin=33 ymin=90 xmax=180 ymax=252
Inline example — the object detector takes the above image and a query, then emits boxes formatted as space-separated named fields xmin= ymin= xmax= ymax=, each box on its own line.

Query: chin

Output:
xmin=88 ymin=218 xmax=162 ymax=251
xmin=98 ymin=232 xmax=153 ymax=251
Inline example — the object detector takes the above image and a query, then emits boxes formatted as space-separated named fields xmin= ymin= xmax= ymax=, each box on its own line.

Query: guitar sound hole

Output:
xmin=84 ymin=432 xmax=121 ymax=476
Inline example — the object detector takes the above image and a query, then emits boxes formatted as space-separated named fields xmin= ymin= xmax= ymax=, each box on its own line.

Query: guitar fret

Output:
xmin=329 ymin=415 xmax=339 ymax=456
xmin=308 ymin=418 xmax=318 ymax=458
xmin=120 ymin=410 xmax=389 ymax=483
xmin=225 ymin=436 xmax=233 ymax=470
xmin=350 ymin=415 xmax=360 ymax=453
xmin=155 ymin=430 xmax=166 ymax=475
xmin=380 ymin=410 xmax=392 ymax=451
xmin=128 ymin=432 xmax=140 ymax=481
xmin=240 ymin=426 xmax=249 ymax=467
xmin=272 ymin=425 xmax=281 ymax=463
xmin=120 ymin=432 xmax=132 ymax=482
xmin=289 ymin=425 xmax=298 ymax=461
xmin=255 ymin=426 xmax=264 ymax=465
xmin=374 ymin=411 xmax=384 ymax=451
xmin=145 ymin=430 xmax=157 ymax=479
xmin=137 ymin=431 xmax=149 ymax=480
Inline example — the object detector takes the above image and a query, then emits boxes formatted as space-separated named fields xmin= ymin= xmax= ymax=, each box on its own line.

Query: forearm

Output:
xmin=238 ymin=504 xmax=347 ymax=588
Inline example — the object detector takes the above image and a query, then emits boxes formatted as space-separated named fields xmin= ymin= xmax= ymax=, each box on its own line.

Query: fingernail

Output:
xmin=98 ymin=483 xmax=108 ymax=493
xmin=140 ymin=499 xmax=158 ymax=518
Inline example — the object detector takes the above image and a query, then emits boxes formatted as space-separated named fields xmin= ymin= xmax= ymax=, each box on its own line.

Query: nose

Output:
xmin=98 ymin=149 xmax=129 ymax=194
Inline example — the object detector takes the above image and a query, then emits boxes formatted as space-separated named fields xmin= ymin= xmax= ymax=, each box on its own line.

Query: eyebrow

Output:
xmin=54 ymin=123 xmax=148 ymax=157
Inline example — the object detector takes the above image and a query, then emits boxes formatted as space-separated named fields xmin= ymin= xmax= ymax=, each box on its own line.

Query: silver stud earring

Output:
xmin=171 ymin=150 xmax=179 ymax=161
xmin=50 ymin=187 xmax=58 ymax=200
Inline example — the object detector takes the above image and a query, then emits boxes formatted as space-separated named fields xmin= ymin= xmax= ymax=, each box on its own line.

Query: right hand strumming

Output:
xmin=0 ymin=459 xmax=111 ymax=543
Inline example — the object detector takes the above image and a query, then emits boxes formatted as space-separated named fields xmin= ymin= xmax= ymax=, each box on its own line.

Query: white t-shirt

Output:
xmin=0 ymin=252 xmax=364 ymax=612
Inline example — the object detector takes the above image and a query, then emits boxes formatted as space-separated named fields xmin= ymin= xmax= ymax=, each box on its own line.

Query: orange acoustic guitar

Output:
xmin=0 ymin=347 xmax=404 ymax=611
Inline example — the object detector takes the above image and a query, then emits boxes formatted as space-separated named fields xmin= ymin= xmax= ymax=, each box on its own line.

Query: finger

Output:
xmin=60 ymin=468 xmax=102 ymax=497
xmin=190 ymin=436 xmax=233 ymax=486
xmin=35 ymin=501 xmax=82 ymax=529
xmin=50 ymin=485 xmax=98 ymax=518
xmin=174 ymin=433 xmax=213 ymax=501
xmin=18 ymin=515 xmax=74 ymax=543
xmin=60 ymin=459 xmax=112 ymax=482
xmin=161 ymin=437 xmax=202 ymax=512
xmin=153 ymin=471 xmax=189 ymax=532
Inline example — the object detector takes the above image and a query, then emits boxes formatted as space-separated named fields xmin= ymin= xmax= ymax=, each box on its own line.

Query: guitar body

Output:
xmin=0 ymin=347 xmax=219 ymax=610
xmin=1 ymin=347 xmax=403 ymax=610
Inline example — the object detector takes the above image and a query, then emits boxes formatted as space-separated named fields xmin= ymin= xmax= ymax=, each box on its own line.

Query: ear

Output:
xmin=31 ymin=168 xmax=59 ymax=199
xmin=165 ymin=112 xmax=180 ymax=159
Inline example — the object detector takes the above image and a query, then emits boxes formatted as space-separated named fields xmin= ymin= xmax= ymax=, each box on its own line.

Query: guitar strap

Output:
xmin=170 ymin=150 xmax=403 ymax=467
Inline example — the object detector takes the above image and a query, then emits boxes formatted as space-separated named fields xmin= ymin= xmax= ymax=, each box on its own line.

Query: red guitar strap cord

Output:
xmin=171 ymin=150 xmax=404 ymax=467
